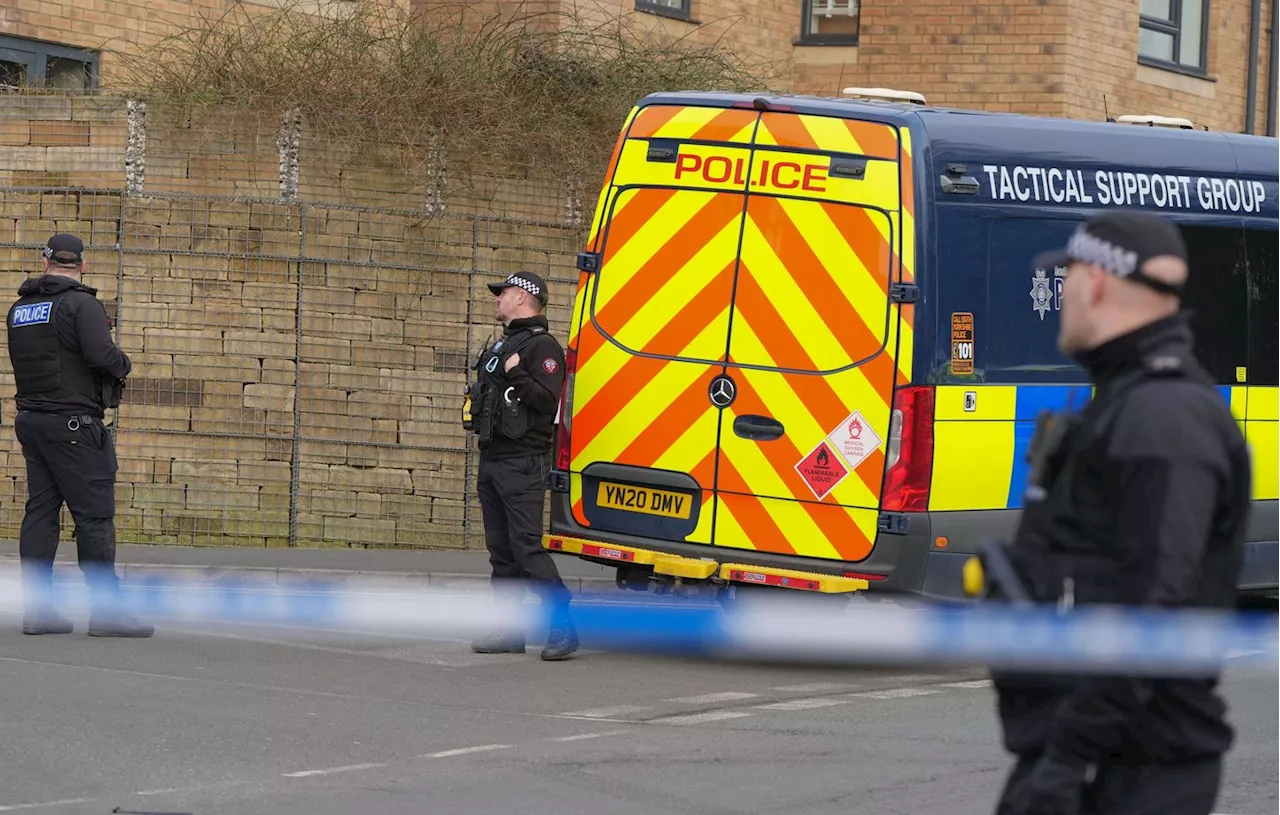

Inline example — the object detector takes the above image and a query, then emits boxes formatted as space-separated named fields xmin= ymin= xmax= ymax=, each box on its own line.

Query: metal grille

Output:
xmin=0 ymin=93 xmax=585 ymax=550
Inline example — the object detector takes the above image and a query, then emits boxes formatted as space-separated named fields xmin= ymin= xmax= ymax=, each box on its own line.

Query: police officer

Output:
xmin=988 ymin=212 xmax=1251 ymax=815
xmin=467 ymin=271 xmax=578 ymax=661
xmin=8 ymin=234 xmax=152 ymax=638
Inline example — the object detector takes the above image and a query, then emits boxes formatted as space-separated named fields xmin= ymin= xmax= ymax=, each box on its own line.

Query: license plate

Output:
xmin=596 ymin=482 xmax=693 ymax=520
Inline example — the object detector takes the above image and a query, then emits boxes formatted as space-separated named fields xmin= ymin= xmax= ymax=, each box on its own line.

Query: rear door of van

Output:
xmin=566 ymin=104 xmax=760 ymax=546
xmin=566 ymin=101 xmax=913 ymax=564
xmin=713 ymin=112 xmax=912 ymax=564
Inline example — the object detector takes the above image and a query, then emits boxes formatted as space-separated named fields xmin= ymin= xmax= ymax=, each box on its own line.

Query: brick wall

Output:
xmin=1062 ymin=0 xmax=1275 ymax=134
xmin=550 ymin=0 xmax=797 ymax=68
xmin=787 ymin=0 xmax=1274 ymax=134
xmin=791 ymin=0 xmax=1073 ymax=117
xmin=0 ymin=96 xmax=580 ymax=549
xmin=0 ymin=96 xmax=127 ymax=189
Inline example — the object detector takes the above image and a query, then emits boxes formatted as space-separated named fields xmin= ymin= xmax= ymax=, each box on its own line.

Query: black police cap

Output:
xmin=1033 ymin=211 xmax=1188 ymax=298
xmin=488 ymin=272 xmax=548 ymax=305
xmin=44 ymin=233 xmax=85 ymax=265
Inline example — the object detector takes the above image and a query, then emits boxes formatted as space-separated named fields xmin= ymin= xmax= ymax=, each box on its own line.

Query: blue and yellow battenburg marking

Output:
xmin=930 ymin=384 xmax=1279 ymax=511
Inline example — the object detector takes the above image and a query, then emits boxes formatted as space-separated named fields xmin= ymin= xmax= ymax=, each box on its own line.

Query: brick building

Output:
xmin=2 ymin=0 xmax=1276 ymax=135
xmin=559 ymin=0 xmax=1277 ymax=134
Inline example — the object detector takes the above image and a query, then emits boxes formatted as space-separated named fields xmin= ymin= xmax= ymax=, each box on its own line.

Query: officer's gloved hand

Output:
xmin=1009 ymin=747 xmax=1087 ymax=815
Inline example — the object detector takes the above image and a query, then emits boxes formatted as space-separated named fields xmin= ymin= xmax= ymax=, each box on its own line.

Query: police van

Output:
xmin=541 ymin=89 xmax=1279 ymax=601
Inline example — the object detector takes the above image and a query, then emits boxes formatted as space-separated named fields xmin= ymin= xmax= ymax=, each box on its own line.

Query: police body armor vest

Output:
xmin=468 ymin=325 xmax=546 ymax=444
xmin=1007 ymin=353 xmax=1192 ymax=609
xmin=6 ymin=288 xmax=102 ymax=412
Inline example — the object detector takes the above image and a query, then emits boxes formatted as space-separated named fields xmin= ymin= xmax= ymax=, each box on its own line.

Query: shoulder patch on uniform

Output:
xmin=10 ymin=301 xmax=53 ymax=328
xmin=542 ymin=358 xmax=559 ymax=374
xmin=1142 ymin=354 xmax=1185 ymax=376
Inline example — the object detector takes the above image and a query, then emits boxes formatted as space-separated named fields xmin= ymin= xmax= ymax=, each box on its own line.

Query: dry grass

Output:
xmin=115 ymin=0 xmax=782 ymax=193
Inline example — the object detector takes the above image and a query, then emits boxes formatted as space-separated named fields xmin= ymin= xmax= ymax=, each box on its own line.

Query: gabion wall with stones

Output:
xmin=0 ymin=93 xmax=588 ymax=549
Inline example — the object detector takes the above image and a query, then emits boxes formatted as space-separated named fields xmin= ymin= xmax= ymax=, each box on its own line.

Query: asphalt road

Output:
xmin=0 ymin=604 xmax=1275 ymax=815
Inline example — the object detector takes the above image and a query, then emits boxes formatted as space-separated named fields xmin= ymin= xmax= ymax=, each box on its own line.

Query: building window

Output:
xmin=0 ymin=35 xmax=99 ymax=91
xmin=636 ymin=0 xmax=692 ymax=21
xmin=799 ymin=0 xmax=860 ymax=45
xmin=1138 ymin=0 xmax=1208 ymax=74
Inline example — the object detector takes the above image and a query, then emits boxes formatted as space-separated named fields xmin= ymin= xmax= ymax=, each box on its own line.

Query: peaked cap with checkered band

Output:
xmin=487 ymin=272 xmax=548 ymax=305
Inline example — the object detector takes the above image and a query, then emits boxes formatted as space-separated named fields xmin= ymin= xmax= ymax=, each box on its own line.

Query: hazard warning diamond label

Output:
xmin=826 ymin=409 xmax=882 ymax=472
xmin=794 ymin=440 xmax=850 ymax=501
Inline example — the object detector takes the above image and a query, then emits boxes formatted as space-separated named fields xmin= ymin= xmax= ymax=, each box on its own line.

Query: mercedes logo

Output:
xmin=708 ymin=375 xmax=736 ymax=408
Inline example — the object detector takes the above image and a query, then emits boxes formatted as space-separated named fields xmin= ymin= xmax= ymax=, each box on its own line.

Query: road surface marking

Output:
xmin=771 ymin=682 xmax=863 ymax=693
xmin=849 ymin=688 xmax=942 ymax=700
xmin=560 ymin=705 xmax=651 ymax=719
xmin=664 ymin=692 xmax=759 ymax=704
xmin=283 ymin=762 xmax=387 ymax=778
xmin=548 ymin=730 xmax=630 ymax=742
xmin=650 ymin=710 xmax=755 ymax=725
xmin=754 ymin=697 xmax=849 ymax=711
xmin=864 ymin=674 xmax=945 ymax=685
xmin=0 ymin=800 xmax=96 ymax=812
xmin=423 ymin=744 xmax=513 ymax=758
xmin=937 ymin=680 xmax=994 ymax=689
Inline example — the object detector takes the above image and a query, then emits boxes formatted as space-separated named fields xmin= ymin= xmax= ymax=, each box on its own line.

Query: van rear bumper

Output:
xmin=547 ymin=490 xmax=1279 ymax=600
xmin=545 ymin=489 xmax=933 ymax=594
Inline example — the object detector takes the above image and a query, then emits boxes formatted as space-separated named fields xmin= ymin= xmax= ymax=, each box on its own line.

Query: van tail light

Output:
xmin=553 ymin=347 xmax=577 ymax=471
xmin=881 ymin=385 xmax=935 ymax=513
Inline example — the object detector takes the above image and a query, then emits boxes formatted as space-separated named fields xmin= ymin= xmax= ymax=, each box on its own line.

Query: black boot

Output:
xmin=20 ymin=562 xmax=69 ymax=634
xmin=471 ymin=632 xmax=526 ymax=654
xmin=541 ymin=621 xmax=580 ymax=661
xmin=22 ymin=609 xmax=74 ymax=635
xmin=88 ymin=612 xmax=154 ymax=638
xmin=84 ymin=562 xmax=152 ymax=637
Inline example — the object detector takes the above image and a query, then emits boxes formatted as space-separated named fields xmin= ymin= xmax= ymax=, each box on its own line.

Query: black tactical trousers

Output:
xmin=15 ymin=410 xmax=121 ymax=609
xmin=996 ymin=753 xmax=1222 ymax=815
xmin=477 ymin=452 xmax=570 ymax=609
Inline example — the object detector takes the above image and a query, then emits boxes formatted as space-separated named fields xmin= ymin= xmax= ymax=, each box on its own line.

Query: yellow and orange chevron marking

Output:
xmin=566 ymin=102 xmax=913 ymax=565
xmin=569 ymin=185 xmax=741 ymax=543
xmin=628 ymin=105 xmax=757 ymax=143
xmin=714 ymin=195 xmax=899 ymax=560
xmin=754 ymin=111 xmax=899 ymax=160
xmin=896 ymin=128 xmax=916 ymax=387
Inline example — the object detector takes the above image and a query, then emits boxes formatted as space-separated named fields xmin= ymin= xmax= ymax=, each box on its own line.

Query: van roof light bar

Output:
xmin=840 ymin=87 xmax=927 ymax=105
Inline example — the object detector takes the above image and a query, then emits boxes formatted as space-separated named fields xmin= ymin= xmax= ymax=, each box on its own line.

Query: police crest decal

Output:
xmin=1030 ymin=269 xmax=1054 ymax=320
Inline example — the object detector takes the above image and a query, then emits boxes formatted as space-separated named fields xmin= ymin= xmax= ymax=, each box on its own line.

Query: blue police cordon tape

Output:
xmin=3 ymin=571 xmax=1275 ymax=675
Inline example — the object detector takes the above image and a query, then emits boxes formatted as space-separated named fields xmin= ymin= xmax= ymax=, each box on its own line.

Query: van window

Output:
xmin=1180 ymin=224 xmax=1248 ymax=385
xmin=981 ymin=218 xmax=1256 ymax=386
xmin=1245 ymin=228 xmax=1278 ymax=386
xmin=981 ymin=216 xmax=1081 ymax=383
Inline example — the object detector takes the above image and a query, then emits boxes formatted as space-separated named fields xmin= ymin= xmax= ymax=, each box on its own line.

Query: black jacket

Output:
xmin=479 ymin=315 xmax=565 ymax=459
xmin=993 ymin=313 xmax=1251 ymax=765
xmin=6 ymin=274 xmax=131 ymax=418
